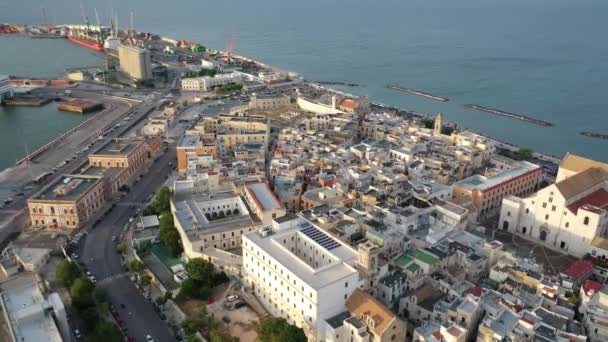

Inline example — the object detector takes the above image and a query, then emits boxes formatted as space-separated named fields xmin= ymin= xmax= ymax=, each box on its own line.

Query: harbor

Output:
xmin=464 ymin=104 xmax=554 ymax=127
xmin=385 ymin=84 xmax=449 ymax=102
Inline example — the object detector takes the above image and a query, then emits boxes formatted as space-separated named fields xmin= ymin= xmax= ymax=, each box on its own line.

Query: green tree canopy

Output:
xmin=185 ymin=258 xmax=215 ymax=285
xmin=89 ymin=321 xmax=123 ymax=342
xmin=129 ymin=259 xmax=145 ymax=273
xmin=258 ymin=318 xmax=306 ymax=342
xmin=56 ymin=260 xmax=81 ymax=288
xmin=515 ymin=147 xmax=533 ymax=160
xmin=152 ymin=186 xmax=172 ymax=214
xmin=159 ymin=213 xmax=181 ymax=256
xmin=70 ymin=277 xmax=96 ymax=309
xmin=139 ymin=273 xmax=152 ymax=287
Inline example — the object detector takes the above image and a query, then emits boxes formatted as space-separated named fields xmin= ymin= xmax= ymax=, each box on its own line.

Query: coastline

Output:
xmin=2 ymin=24 xmax=565 ymax=168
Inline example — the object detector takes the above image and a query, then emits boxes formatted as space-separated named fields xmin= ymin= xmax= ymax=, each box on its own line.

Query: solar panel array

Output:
xmin=300 ymin=226 xmax=340 ymax=250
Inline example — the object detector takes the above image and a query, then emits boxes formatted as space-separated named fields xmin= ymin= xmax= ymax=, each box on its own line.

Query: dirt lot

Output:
xmin=179 ymin=282 xmax=260 ymax=342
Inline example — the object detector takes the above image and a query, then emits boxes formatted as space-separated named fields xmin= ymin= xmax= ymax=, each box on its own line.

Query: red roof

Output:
xmin=582 ymin=279 xmax=602 ymax=296
xmin=464 ymin=286 xmax=483 ymax=298
xmin=340 ymin=99 xmax=360 ymax=110
xmin=562 ymin=260 xmax=594 ymax=280
xmin=431 ymin=331 xmax=443 ymax=340
xmin=567 ymin=188 xmax=608 ymax=214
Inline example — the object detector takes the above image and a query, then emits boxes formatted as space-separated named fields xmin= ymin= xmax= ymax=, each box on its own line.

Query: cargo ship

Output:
xmin=65 ymin=25 xmax=110 ymax=51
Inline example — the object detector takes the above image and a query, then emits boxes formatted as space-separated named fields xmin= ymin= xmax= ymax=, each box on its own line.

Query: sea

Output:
xmin=1 ymin=0 xmax=607 ymax=169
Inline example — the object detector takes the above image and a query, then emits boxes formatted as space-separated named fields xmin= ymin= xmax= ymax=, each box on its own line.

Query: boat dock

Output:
xmin=464 ymin=104 xmax=554 ymax=127
xmin=57 ymin=99 xmax=103 ymax=113
xmin=385 ymin=84 xmax=449 ymax=102
xmin=313 ymin=80 xmax=362 ymax=87
xmin=580 ymin=131 xmax=608 ymax=140
xmin=3 ymin=97 xmax=54 ymax=107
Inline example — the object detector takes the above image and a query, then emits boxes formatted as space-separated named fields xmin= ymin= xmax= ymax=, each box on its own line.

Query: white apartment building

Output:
xmin=242 ymin=215 xmax=364 ymax=340
xmin=180 ymin=72 xmax=242 ymax=92
xmin=499 ymin=166 xmax=608 ymax=257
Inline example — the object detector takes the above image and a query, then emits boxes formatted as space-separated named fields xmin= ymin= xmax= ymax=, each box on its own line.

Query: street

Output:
xmin=78 ymin=147 xmax=177 ymax=342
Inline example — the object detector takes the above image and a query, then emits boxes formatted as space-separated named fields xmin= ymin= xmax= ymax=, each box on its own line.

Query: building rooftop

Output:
xmin=346 ymin=288 xmax=397 ymax=336
xmin=93 ymin=138 xmax=142 ymax=156
xmin=245 ymin=182 xmax=283 ymax=211
xmin=0 ymin=274 xmax=63 ymax=342
xmin=243 ymin=218 xmax=359 ymax=289
xmin=173 ymin=191 xmax=258 ymax=239
xmin=561 ymin=259 xmax=593 ymax=280
xmin=454 ymin=161 xmax=540 ymax=191
xmin=80 ymin=164 xmax=123 ymax=179
xmin=325 ymin=311 xmax=352 ymax=329
xmin=556 ymin=167 xmax=608 ymax=200
xmin=30 ymin=175 xmax=103 ymax=201
xmin=559 ymin=153 xmax=608 ymax=175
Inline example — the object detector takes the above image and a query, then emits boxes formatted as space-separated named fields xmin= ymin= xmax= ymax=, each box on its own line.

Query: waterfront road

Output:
xmin=79 ymin=147 xmax=177 ymax=342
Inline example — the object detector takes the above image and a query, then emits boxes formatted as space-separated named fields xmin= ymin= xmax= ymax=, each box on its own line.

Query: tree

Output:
xmin=116 ymin=241 xmax=128 ymax=254
xmin=139 ymin=273 xmax=152 ymax=287
xmin=94 ymin=287 xmax=108 ymax=304
xmin=185 ymin=258 xmax=215 ymax=285
xmin=420 ymin=118 xmax=434 ymax=129
xmin=70 ymin=277 xmax=95 ymax=309
xmin=152 ymin=186 xmax=172 ymax=214
xmin=515 ymin=147 xmax=533 ymax=160
xmin=89 ymin=321 xmax=123 ymax=342
xmin=178 ymin=278 xmax=199 ymax=299
xmin=129 ymin=259 xmax=145 ymax=273
xmin=159 ymin=213 xmax=181 ymax=256
xmin=79 ymin=306 xmax=100 ymax=330
xmin=258 ymin=318 xmax=306 ymax=342
xmin=56 ymin=260 xmax=81 ymax=288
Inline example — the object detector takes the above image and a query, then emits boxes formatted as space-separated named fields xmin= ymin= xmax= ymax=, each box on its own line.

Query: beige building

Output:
xmin=28 ymin=175 xmax=107 ymax=230
xmin=172 ymin=190 xmax=263 ymax=258
xmin=194 ymin=115 xmax=270 ymax=153
xmin=243 ymin=182 xmax=286 ymax=225
xmin=248 ymin=94 xmax=291 ymax=110
xmin=118 ymin=44 xmax=152 ymax=81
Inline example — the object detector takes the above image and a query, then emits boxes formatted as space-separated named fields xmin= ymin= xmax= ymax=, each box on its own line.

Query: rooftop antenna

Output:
xmin=226 ymin=32 xmax=236 ymax=63
xmin=130 ymin=11 xmax=134 ymax=38
xmin=40 ymin=6 xmax=48 ymax=27
xmin=94 ymin=8 xmax=101 ymax=30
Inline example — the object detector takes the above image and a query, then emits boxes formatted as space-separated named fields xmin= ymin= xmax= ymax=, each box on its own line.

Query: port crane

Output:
xmin=226 ymin=32 xmax=236 ymax=63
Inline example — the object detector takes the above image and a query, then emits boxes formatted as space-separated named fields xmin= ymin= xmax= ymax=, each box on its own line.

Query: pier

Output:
xmin=312 ymin=80 xmax=362 ymax=87
xmin=464 ymin=104 xmax=554 ymax=127
xmin=3 ymin=97 xmax=53 ymax=107
xmin=385 ymin=84 xmax=449 ymax=102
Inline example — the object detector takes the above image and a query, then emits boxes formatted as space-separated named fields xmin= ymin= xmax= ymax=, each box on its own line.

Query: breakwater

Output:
xmin=464 ymin=104 xmax=553 ymax=127
xmin=385 ymin=84 xmax=449 ymax=102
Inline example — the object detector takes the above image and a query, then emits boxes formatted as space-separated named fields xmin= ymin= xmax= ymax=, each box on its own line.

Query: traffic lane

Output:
xmin=106 ymin=278 xmax=176 ymax=342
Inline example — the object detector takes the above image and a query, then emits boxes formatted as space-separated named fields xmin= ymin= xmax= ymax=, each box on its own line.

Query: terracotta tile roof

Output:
xmin=561 ymin=260 xmax=593 ymax=280
xmin=346 ymin=288 xmax=397 ymax=336
xmin=583 ymin=279 xmax=603 ymax=296
xmin=555 ymin=167 xmax=608 ymax=200
xmin=567 ymin=188 xmax=608 ymax=214
xmin=432 ymin=331 xmax=443 ymax=340
xmin=340 ymin=99 xmax=360 ymax=110
xmin=464 ymin=286 xmax=483 ymax=298
xmin=560 ymin=153 xmax=608 ymax=174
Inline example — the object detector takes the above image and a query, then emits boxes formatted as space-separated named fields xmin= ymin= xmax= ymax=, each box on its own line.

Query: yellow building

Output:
xmin=196 ymin=115 xmax=270 ymax=153
xmin=28 ymin=175 xmax=107 ymax=230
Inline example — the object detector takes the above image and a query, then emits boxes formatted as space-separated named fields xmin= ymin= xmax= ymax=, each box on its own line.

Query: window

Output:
xmin=560 ymin=241 xmax=566 ymax=249
xmin=507 ymin=211 xmax=511 ymax=217
xmin=542 ymin=202 xmax=547 ymax=209
xmin=551 ymin=205 xmax=556 ymax=212
xmin=545 ymin=214 xmax=549 ymax=220
xmin=565 ymin=222 xmax=570 ymax=228
xmin=584 ymin=216 xmax=590 ymax=225
xmin=345 ymin=282 xmax=348 ymax=288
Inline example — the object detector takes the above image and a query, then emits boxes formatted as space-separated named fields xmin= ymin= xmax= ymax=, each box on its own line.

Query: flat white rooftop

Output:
xmin=454 ymin=161 xmax=540 ymax=191
xmin=244 ymin=218 xmax=359 ymax=289
xmin=246 ymin=182 xmax=283 ymax=210
xmin=0 ymin=275 xmax=62 ymax=342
